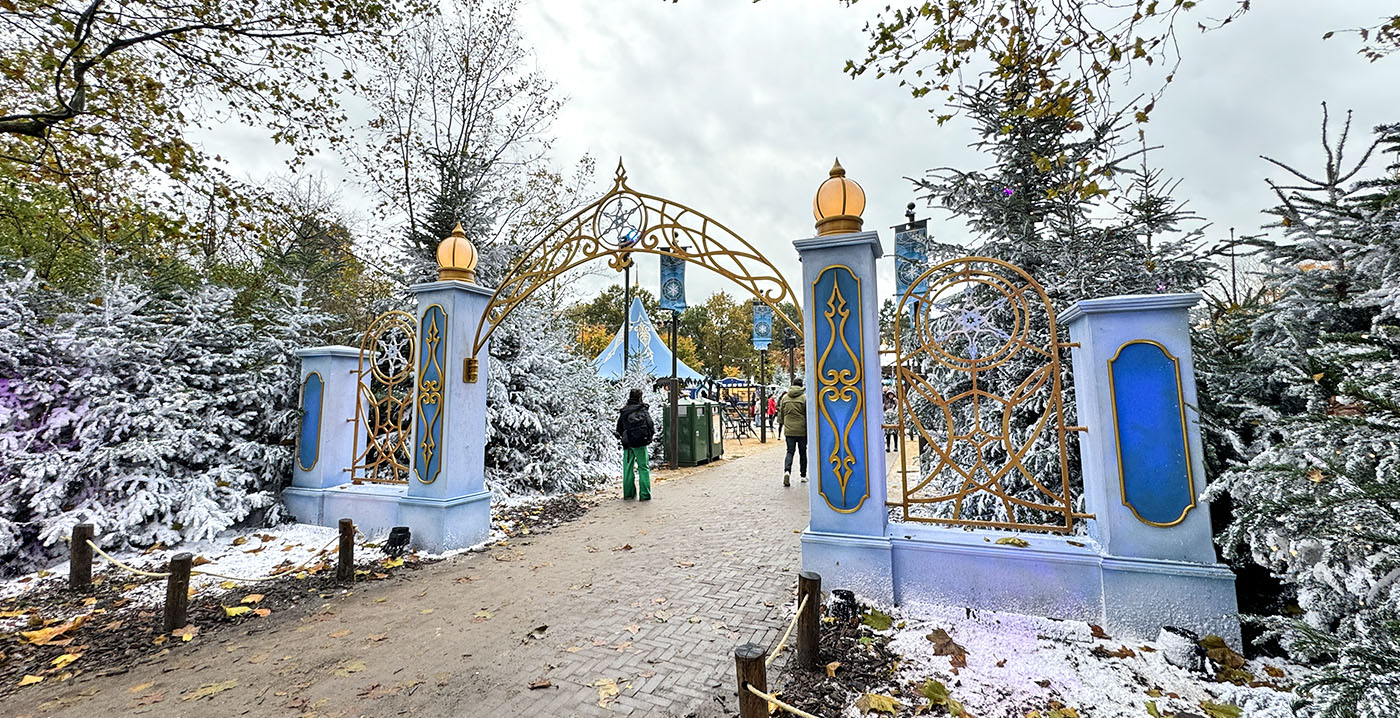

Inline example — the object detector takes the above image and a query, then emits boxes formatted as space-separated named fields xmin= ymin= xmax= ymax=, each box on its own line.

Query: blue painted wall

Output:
xmin=1108 ymin=340 xmax=1195 ymax=526
xmin=298 ymin=372 xmax=324 ymax=471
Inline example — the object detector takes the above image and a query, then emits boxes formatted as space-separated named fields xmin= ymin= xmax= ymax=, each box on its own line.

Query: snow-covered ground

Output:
xmin=852 ymin=603 xmax=1305 ymax=718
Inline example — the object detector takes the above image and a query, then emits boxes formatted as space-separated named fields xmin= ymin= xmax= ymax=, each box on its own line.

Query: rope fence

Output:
xmin=65 ymin=519 xmax=387 ymax=633
xmin=735 ymin=570 xmax=824 ymax=718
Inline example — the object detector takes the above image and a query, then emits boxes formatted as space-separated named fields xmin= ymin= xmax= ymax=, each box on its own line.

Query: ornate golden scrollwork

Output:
xmin=350 ymin=310 xmax=417 ymax=485
xmin=892 ymin=257 xmax=1084 ymax=533
xmin=471 ymin=160 xmax=803 ymax=357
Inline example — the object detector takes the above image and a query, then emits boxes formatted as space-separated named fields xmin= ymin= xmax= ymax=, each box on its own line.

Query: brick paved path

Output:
xmin=22 ymin=440 xmax=807 ymax=718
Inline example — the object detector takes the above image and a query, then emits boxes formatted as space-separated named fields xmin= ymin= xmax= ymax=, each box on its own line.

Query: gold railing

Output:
xmin=891 ymin=257 xmax=1085 ymax=533
xmin=350 ymin=310 xmax=417 ymax=485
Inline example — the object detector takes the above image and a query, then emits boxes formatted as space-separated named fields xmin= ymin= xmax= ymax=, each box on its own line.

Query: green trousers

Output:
xmin=623 ymin=446 xmax=651 ymax=500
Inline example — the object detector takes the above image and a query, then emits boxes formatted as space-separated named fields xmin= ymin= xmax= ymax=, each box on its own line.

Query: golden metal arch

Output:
xmin=471 ymin=160 xmax=802 ymax=357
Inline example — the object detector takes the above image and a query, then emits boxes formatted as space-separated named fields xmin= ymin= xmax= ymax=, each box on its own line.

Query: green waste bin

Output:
xmin=663 ymin=400 xmax=708 ymax=467
xmin=707 ymin=401 xmax=725 ymax=460
xmin=691 ymin=401 xmax=712 ymax=465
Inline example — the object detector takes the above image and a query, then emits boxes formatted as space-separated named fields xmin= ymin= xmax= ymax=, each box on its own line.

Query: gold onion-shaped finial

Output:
xmin=436 ymin=222 xmax=479 ymax=282
xmin=813 ymin=157 xmax=866 ymax=236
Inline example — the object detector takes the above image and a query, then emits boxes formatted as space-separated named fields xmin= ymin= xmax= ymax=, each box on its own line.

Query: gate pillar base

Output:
xmin=397 ymin=491 xmax=491 ymax=553
xmin=800 ymin=530 xmax=893 ymax=603
xmin=281 ymin=487 xmax=326 ymax=526
xmin=320 ymin=483 xmax=404 ymax=537
xmin=1101 ymin=555 xmax=1240 ymax=646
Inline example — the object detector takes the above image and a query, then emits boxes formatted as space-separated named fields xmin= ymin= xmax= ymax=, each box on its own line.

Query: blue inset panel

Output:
xmin=1108 ymin=340 xmax=1195 ymax=526
xmin=415 ymin=305 xmax=448 ymax=484
xmin=812 ymin=265 xmax=868 ymax=513
xmin=298 ymin=372 xmax=324 ymax=471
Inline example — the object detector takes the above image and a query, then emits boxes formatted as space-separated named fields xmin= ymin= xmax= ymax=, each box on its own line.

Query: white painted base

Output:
xmin=802 ymin=524 xmax=1240 ymax=647
xmin=282 ymin=483 xmax=493 ymax=553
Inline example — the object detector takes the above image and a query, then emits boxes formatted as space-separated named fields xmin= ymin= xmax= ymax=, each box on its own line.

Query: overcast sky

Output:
xmin=507 ymin=0 xmax=1396 ymax=307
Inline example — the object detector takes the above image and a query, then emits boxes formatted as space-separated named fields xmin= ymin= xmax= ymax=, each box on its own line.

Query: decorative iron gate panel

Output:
xmin=350 ymin=310 xmax=417 ymax=484
xmin=892 ymin=257 xmax=1081 ymax=533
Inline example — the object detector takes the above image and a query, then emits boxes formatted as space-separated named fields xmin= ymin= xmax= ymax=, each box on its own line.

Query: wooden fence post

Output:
xmin=163 ymin=553 xmax=193 ymax=633
xmin=734 ymin=643 xmax=768 ymax=718
xmin=796 ymin=570 xmax=822 ymax=668
xmin=337 ymin=518 xmax=354 ymax=583
xmin=69 ymin=524 xmax=94 ymax=591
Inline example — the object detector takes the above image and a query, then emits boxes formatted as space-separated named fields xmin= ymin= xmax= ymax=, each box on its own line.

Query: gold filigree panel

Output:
xmin=891 ymin=257 xmax=1082 ymax=532
xmin=351 ymin=310 xmax=417 ymax=485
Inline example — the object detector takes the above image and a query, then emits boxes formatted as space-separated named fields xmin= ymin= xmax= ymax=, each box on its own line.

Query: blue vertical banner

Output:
xmin=659 ymin=254 xmax=687 ymax=312
xmin=752 ymin=302 xmax=773 ymax=350
xmin=415 ymin=304 xmax=448 ymax=484
xmin=813 ymin=265 xmax=869 ymax=513
xmin=894 ymin=219 xmax=929 ymax=300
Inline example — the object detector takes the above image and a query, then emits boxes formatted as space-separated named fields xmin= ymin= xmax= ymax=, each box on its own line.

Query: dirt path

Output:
xmin=11 ymin=440 xmax=807 ymax=718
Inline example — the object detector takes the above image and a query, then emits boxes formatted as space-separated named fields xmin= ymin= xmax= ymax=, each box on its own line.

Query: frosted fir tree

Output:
xmin=1204 ymin=110 xmax=1400 ymax=715
xmin=899 ymin=71 xmax=1216 ymax=528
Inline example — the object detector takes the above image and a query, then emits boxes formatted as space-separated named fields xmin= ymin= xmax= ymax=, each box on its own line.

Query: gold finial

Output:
xmin=436 ymin=222 xmax=479 ymax=282
xmin=813 ymin=157 xmax=866 ymax=236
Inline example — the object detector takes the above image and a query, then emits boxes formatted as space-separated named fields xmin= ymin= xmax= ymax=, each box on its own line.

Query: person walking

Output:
xmin=777 ymin=378 xmax=807 ymax=487
xmin=766 ymin=393 xmax=778 ymax=432
xmin=883 ymin=390 xmax=899 ymax=452
xmin=616 ymin=388 xmax=655 ymax=501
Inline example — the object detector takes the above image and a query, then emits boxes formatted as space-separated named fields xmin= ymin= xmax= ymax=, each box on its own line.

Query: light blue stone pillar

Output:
xmin=396 ymin=279 xmax=493 ymax=552
xmin=284 ymin=346 xmax=361 ymax=525
xmin=794 ymin=230 xmax=894 ymax=600
xmin=1063 ymin=293 xmax=1240 ymax=644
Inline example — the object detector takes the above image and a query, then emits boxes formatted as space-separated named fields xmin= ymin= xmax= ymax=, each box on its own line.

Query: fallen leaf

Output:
xmin=232 ymin=537 xmax=248 ymax=546
xmin=824 ymin=661 xmax=841 ymax=678
xmin=854 ymin=692 xmax=901 ymax=714
xmin=329 ymin=629 xmax=351 ymax=638
xmin=611 ymin=544 xmax=633 ymax=551
xmin=996 ymin=536 xmax=1030 ymax=547
xmin=181 ymin=679 xmax=237 ymax=701
xmin=132 ymin=691 xmax=164 ymax=706
xmin=366 ymin=632 xmax=389 ymax=642
xmin=50 ymin=653 xmax=82 ymax=669
xmin=81 ymin=597 xmax=96 ymax=606
xmin=1090 ymin=624 xmax=1111 ymax=639
xmin=921 ymin=679 xmax=966 ymax=715
xmin=223 ymin=606 xmax=252 ymax=618
xmin=525 ymin=625 xmax=548 ymax=641
xmin=22 ymin=614 xmax=88 ymax=645
xmin=18 ymin=674 xmax=44 ymax=686
xmin=1264 ymin=665 xmax=1285 ymax=678
xmin=653 ymin=610 xmax=672 ymax=622
xmin=248 ymin=654 xmax=269 ymax=664
xmin=1199 ymin=635 xmax=1246 ymax=670
xmin=861 ymin=609 xmax=893 ymax=631
xmin=243 ymin=546 xmax=265 ymax=554
xmin=333 ymin=660 xmax=367 ymax=676
xmin=1199 ymin=701 xmax=1242 ymax=718
xmin=252 ymin=608 xmax=271 ymax=617
xmin=240 ymin=594 xmax=264 ymax=605
xmin=420 ymin=608 xmax=435 ymax=615
xmin=926 ymin=628 xmax=968 ymax=667
xmin=219 ymin=581 xmax=237 ymax=590
xmin=674 ymin=561 xmax=694 ymax=568
xmin=593 ymin=677 xmax=619 ymax=707
xmin=381 ymin=557 xmax=404 ymax=569
xmin=528 ymin=679 xmax=551 ymax=690
xmin=128 ymin=681 xmax=156 ymax=694
xmin=1091 ymin=644 xmax=1136 ymax=659
xmin=192 ymin=556 xmax=212 ymax=567
xmin=172 ymin=624 xmax=198 ymax=642
xmin=625 ymin=624 xmax=641 ymax=634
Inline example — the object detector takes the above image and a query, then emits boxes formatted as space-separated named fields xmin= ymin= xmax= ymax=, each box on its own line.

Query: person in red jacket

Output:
xmin=766 ymin=394 xmax=778 ymax=431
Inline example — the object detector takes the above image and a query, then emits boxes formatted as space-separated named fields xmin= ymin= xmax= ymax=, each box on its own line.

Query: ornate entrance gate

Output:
xmin=470 ymin=161 xmax=802 ymax=356
xmin=349 ymin=310 xmax=417 ymax=484
xmin=890 ymin=256 xmax=1085 ymax=533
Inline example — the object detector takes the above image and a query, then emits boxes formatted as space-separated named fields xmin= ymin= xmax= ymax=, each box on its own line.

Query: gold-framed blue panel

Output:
xmin=297 ymin=371 xmax=324 ymax=471
xmin=415 ymin=304 xmax=448 ymax=484
xmin=1107 ymin=339 xmax=1195 ymax=527
xmin=813 ymin=265 xmax=869 ymax=514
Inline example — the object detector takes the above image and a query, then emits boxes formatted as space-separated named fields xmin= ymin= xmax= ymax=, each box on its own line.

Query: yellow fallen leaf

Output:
xmin=18 ymin=674 xmax=44 ymax=686
xmin=181 ymin=679 xmax=237 ymax=701
xmin=51 ymin=653 xmax=81 ymax=669
xmin=152 ymin=634 xmax=167 ymax=645
xmin=381 ymin=557 xmax=404 ymax=569
xmin=473 ymin=610 xmax=492 ymax=620
xmin=240 ymin=594 xmax=264 ymax=604
xmin=855 ymin=692 xmax=902 ymax=714
xmin=81 ymin=597 xmax=96 ymax=606
xmin=996 ymin=536 xmax=1030 ymax=547
xmin=38 ymin=570 xmax=51 ymax=578
xmin=232 ymin=537 xmax=248 ymax=546
xmin=420 ymin=609 xmax=435 ymax=615
xmin=333 ymin=660 xmax=367 ymax=676
xmin=593 ymin=678 xmax=619 ymax=707
xmin=223 ymin=606 xmax=252 ymax=617
xmin=252 ymin=608 xmax=271 ymax=617
xmin=825 ymin=661 xmax=841 ymax=678
xmin=172 ymin=624 xmax=199 ymax=642
xmin=21 ymin=614 xmax=88 ymax=645
xmin=220 ymin=581 xmax=237 ymax=590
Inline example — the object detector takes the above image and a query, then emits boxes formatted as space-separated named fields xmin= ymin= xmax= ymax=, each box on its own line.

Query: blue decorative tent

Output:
xmin=593 ymin=298 xmax=706 ymax=383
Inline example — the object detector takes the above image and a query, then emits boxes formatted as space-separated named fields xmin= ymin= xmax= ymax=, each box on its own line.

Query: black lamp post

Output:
xmin=784 ymin=326 xmax=798 ymax=381
xmin=667 ymin=308 xmax=679 ymax=470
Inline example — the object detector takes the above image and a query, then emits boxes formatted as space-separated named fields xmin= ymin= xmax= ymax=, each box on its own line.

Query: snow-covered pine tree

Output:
xmin=1205 ymin=111 xmax=1400 ymax=715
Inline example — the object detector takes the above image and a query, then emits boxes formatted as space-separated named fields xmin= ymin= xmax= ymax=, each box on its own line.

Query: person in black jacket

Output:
xmin=615 ymin=388 xmax=656 ymax=501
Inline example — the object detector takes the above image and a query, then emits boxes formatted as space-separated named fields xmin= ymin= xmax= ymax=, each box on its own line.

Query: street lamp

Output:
xmin=783 ymin=326 xmax=798 ymax=381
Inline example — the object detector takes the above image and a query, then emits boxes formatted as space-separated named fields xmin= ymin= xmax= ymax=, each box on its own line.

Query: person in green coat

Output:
xmin=615 ymin=388 xmax=655 ymax=501
xmin=777 ymin=379 xmax=807 ymax=487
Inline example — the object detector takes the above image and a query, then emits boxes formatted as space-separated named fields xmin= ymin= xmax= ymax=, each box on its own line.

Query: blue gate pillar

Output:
xmin=1063 ymin=293 xmax=1239 ymax=644
xmin=396 ymin=224 xmax=494 ymax=552
xmin=284 ymin=346 xmax=361 ymax=525
xmin=794 ymin=161 xmax=894 ymax=600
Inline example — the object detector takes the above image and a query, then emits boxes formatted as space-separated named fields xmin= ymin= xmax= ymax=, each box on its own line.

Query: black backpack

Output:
xmin=622 ymin=406 xmax=654 ymax=447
